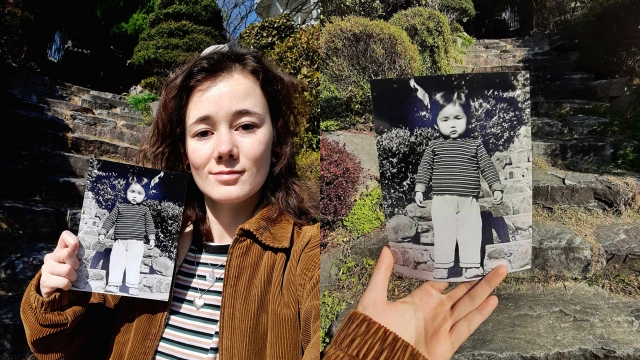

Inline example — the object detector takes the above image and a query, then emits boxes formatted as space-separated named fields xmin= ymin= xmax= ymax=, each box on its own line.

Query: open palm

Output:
xmin=357 ymin=246 xmax=508 ymax=360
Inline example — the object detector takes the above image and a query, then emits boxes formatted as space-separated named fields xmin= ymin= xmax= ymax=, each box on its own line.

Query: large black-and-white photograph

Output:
xmin=372 ymin=72 xmax=533 ymax=282
xmin=72 ymin=159 xmax=188 ymax=300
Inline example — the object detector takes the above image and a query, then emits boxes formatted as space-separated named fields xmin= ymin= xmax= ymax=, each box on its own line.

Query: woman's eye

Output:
xmin=195 ymin=130 xmax=212 ymax=138
xmin=239 ymin=123 xmax=256 ymax=132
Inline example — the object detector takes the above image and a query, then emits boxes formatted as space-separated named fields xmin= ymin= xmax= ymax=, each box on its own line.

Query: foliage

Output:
xmin=320 ymin=16 xmax=420 ymax=127
xmin=320 ymin=137 xmax=363 ymax=226
xmin=320 ymin=120 xmax=342 ymax=132
xmin=532 ymin=0 xmax=589 ymax=31
xmin=321 ymin=0 xmax=409 ymax=20
xmin=145 ymin=200 xmax=182 ymax=259
xmin=131 ymin=0 xmax=226 ymax=85
xmin=128 ymin=93 xmax=159 ymax=116
xmin=139 ymin=76 xmax=166 ymax=94
xmin=320 ymin=291 xmax=345 ymax=351
xmin=270 ymin=24 xmax=321 ymax=149
xmin=376 ymin=126 xmax=439 ymax=217
xmin=296 ymin=149 xmax=320 ymax=182
xmin=343 ymin=187 xmax=385 ymax=238
xmin=573 ymin=0 xmax=640 ymax=79
xmin=238 ymin=14 xmax=296 ymax=53
xmin=436 ymin=0 xmax=476 ymax=23
xmin=389 ymin=7 xmax=453 ymax=75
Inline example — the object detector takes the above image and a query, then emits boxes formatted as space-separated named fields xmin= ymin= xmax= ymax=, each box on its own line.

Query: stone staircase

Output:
xmin=0 ymin=74 xmax=150 ymax=357
xmin=451 ymin=38 xmax=640 ymax=358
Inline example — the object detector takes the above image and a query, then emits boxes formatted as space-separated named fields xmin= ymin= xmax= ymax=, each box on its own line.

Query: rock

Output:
xmin=386 ymin=215 xmax=417 ymax=242
xmin=144 ymin=247 xmax=162 ymax=258
xmin=153 ymin=277 xmax=172 ymax=293
xmin=454 ymin=283 xmax=640 ymax=359
xmin=595 ymin=223 xmax=640 ymax=274
xmin=588 ymin=77 xmax=630 ymax=99
xmin=532 ymin=221 xmax=592 ymax=277
xmin=349 ymin=227 xmax=387 ymax=260
xmin=320 ymin=246 xmax=342 ymax=292
xmin=0 ymin=294 xmax=30 ymax=357
xmin=151 ymin=257 xmax=174 ymax=276
xmin=150 ymin=101 xmax=159 ymax=118
xmin=483 ymin=241 xmax=532 ymax=273
xmin=405 ymin=202 xmax=432 ymax=219
xmin=0 ymin=243 xmax=55 ymax=280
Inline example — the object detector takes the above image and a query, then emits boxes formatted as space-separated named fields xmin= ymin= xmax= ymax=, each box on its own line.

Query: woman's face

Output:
xmin=185 ymin=70 xmax=273 ymax=205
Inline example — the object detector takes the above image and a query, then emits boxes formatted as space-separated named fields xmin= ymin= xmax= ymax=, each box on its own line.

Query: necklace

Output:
xmin=194 ymin=252 xmax=226 ymax=311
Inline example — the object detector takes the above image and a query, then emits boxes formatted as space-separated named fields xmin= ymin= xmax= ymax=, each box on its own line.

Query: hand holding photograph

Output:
xmin=372 ymin=72 xmax=533 ymax=282
xmin=72 ymin=158 xmax=188 ymax=300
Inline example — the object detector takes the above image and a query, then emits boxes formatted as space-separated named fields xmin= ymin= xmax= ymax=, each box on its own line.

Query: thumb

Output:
xmin=361 ymin=246 xmax=394 ymax=302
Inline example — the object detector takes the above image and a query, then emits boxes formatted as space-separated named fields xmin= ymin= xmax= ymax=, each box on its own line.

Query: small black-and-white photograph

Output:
xmin=372 ymin=72 xmax=533 ymax=282
xmin=72 ymin=159 xmax=188 ymax=300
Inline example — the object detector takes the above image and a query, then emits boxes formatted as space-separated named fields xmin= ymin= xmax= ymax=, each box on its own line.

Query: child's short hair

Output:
xmin=428 ymin=90 xmax=472 ymax=126
xmin=126 ymin=175 xmax=150 ymax=194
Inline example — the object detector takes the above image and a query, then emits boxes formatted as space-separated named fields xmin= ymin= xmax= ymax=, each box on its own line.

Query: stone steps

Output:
xmin=452 ymin=64 xmax=525 ymax=73
xmin=532 ymin=137 xmax=634 ymax=166
xmin=0 ymin=148 xmax=90 ymax=178
xmin=532 ymin=166 xmax=640 ymax=209
xmin=532 ymin=115 xmax=610 ymax=138
xmin=0 ymin=163 xmax=85 ymax=206
xmin=454 ymin=283 xmax=640 ymax=359
xmin=0 ymin=200 xmax=71 ymax=239
xmin=532 ymin=99 xmax=608 ymax=117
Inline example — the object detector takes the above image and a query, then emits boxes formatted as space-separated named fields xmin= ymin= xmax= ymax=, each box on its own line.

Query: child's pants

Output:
xmin=108 ymin=239 xmax=145 ymax=288
xmin=432 ymin=195 xmax=482 ymax=269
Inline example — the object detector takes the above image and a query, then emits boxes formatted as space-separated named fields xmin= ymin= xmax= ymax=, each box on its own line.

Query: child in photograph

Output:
xmin=413 ymin=87 xmax=503 ymax=280
xmin=98 ymin=175 xmax=156 ymax=295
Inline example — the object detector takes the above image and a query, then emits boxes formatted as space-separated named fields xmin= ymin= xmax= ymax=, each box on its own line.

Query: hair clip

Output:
xmin=201 ymin=44 xmax=229 ymax=56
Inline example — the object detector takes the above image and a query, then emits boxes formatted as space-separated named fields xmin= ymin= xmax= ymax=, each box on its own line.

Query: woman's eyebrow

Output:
xmin=188 ymin=109 xmax=265 ymax=128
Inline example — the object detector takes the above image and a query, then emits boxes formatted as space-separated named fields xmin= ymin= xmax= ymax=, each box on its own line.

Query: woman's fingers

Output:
xmin=361 ymin=246 xmax=394 ymax=302
xmin=41 ymin=272 xmax=73 ymax=292
xmin=445 ymin=280 xmax=479 ymax=305
xmin=420 ymin=280 xmax=449 ymax=294
xmin=449 ymin=295 xmax=499 ymax=350
xmin=55 ymin=231 xmax=79 ymax=252
xmin=46 ymin=248 xmax=80 ymax=269
xmin=450 ymin=265 xmax=507 ymax=323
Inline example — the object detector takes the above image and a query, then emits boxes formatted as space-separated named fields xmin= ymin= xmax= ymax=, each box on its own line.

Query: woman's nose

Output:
xmin=212 ymin=130 xmax=238 ymax=161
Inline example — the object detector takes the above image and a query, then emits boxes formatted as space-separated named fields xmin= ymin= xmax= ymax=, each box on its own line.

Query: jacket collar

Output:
xmin=236 ymin=205 xmax=294 ymax=249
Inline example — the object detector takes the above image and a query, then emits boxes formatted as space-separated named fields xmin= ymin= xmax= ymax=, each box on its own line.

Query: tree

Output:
xmin=130 ymin=0 xmax=227 ymax=91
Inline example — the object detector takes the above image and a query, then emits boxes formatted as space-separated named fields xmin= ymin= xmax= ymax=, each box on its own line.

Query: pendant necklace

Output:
xmin=194 ymin=253 xmax=226 ymax=311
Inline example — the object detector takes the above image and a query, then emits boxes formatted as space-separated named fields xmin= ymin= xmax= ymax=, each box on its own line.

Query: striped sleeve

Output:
xmin=144 ymin=207 xmax=156 ymax=239
xmin=415 ymin=142 xmax=435 ymax=193
xmin=101 ymin=203 xmax=119 ymax=233
xmin=476 ymin=141 xmax=502 ymax=191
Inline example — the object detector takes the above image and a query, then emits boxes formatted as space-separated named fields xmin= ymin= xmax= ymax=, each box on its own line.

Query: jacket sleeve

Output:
xmin=20 ymin=271 xmax=120 ymax=359
xmin=299 ymin=223 xmax=321 ymax=360
xmin=322 ymin=311 xmax=428 ymax=360
xmin=415 ymin=142 xmax=435 ymax=193
xmin=476 ymin=141 xmax=502 ymax=192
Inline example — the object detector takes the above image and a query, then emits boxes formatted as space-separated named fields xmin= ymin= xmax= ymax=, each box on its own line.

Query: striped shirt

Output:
xmin=101 ymin=202 xmax=155 ymax=241
xmin=415 ymin=138 xmax=501 ymax=197
xmin=154 ymin=243 xmax=229 ymax=360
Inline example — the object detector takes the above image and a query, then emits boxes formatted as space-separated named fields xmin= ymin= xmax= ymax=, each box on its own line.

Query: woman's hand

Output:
xmin=493 ymin=190 xmax=504 ymax=205
xmin=357 ymin=246 xmax=507 ymax=360
xmin=415 ymin=192 xmax=426 ymax=207
xmin=40 ymin=231 xmax=81 ymax=299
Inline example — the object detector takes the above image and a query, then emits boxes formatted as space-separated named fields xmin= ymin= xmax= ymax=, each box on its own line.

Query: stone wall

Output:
xmin=388 ymin=125 xmax=533 ymax=281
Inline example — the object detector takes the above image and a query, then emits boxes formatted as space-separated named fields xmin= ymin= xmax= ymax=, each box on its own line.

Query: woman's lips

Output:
xmin=212 ymin=170 xmax=244 ymax=180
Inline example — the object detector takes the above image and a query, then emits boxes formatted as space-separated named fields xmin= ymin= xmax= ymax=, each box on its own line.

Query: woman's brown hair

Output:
xmin=138 ymin=46 xmax=314 ymax=243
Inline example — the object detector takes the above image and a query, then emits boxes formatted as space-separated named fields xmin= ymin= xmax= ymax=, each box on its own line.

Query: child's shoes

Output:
xmin=433 ymin=268 xmax=448 ymax=279
xmin=129 ymin=288 xmax=139 ymax=296
xmin=463 ymin=267 xmax=484 ymax=279
xmin=105 ymin=285 xmax=119 ymax=293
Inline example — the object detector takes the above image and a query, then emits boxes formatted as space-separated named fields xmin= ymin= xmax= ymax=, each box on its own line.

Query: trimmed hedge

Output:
xmin=438 ymin=0 xmax=476 ymax=23
xmin=238 ymin=14 xmax=296 ymax=53
xmin=389 ymin=7 xmax=453 ymax=75
xmin=320 ymin=16 xmax=421 ymax=128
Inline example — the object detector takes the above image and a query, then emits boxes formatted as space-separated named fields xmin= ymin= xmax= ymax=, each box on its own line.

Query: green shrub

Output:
xmin=320 ymin=16 xmax=420 ymax=127
xmin=437 ymin=0 xmax=476 ymax=23
xmin=139 ymin=76 xmax=166 ymax=93
xmin=389 ymin=7 xmax=453 ymax=75
xmin=128 ymin=93 xmax=159 ymax=116
xmin=270 ymin=24 xmax=321 ymax=149
xmin=320 ymin=120 xmax=342 ymax=132
xmin=320 ymin=291 xmax=345 ymax=351
xmin=343 ymin=187 xmax=385 ymax=238
xmin=131 ymin=0 xmax=226 ymax=84
xmin=238 ymin=14 xmax=296 ymax=52
xmin=296 ymin=149 xmax=320 ymax=182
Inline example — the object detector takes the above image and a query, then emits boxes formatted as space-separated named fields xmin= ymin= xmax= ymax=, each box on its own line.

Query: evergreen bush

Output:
xmin=437 ymin=0 xmax=476 ymax=23
xmin=389 ymin=7 xmax=453 ymax=75
xmin=320 ymin=137 xmax=363 ymax=226
xmin=238 ymin=14 xmax=296 ymax=53
xmin=320 ymin=16 xmax=421 ymax=128
xmin=131 ymin=0 xmax=226 ymax=88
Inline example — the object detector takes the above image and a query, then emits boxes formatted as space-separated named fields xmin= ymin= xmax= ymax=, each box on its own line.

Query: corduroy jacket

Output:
xmin=21 ymin=205 xmax=425 ymax=360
